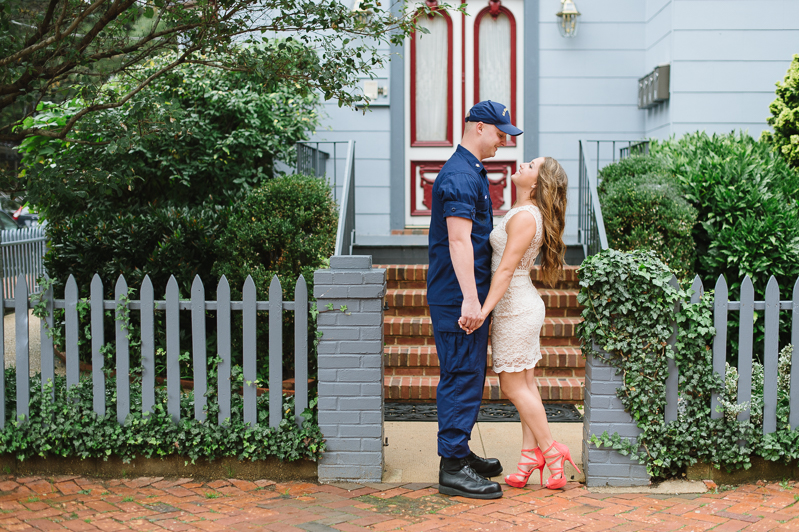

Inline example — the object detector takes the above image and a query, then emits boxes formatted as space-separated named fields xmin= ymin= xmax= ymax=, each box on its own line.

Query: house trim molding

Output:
xmin=389 ymin=1 xmax=405 ymax=231
xmin=524 ymin=0 xmax=539 ymax=161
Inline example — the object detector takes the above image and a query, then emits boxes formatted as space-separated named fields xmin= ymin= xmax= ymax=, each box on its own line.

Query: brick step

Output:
xmin=386 ymin=365 xmax=585 ymax=379
xmin=384 ymin=345 xmax=584 ymax=376
xmin=384 ymin=375 xmax=584 ymax=403
xmin=378 ymin=264 xmax=581 ymax=290
xmin=385 ymin=288 xmax=583 ymax=317
xmin=383 ymin=316 xmax=582 ymax=342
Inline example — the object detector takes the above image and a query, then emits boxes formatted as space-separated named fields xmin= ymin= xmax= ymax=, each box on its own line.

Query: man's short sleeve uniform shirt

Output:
xmin=427 ymin=145 xmax=493 ymax=307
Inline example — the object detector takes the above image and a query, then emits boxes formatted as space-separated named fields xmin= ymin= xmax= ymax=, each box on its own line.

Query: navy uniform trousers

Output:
xmin=430 ymin=304 xmax=490 ymax=459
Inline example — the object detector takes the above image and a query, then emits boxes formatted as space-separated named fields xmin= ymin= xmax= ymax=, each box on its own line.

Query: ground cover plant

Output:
xmin=0 ymin=369 xmax=324 ymax=463
xmin=579 ymin=249 xmax=799 ymax=479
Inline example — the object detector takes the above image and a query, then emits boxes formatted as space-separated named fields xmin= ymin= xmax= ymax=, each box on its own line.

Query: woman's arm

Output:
xmin=458 ymin=211 xmax=536 ymax=333
xmin=460 ymin=211 xmax=538 ymax=333
xmin=482 ymin=210 xmax=538 ymax=317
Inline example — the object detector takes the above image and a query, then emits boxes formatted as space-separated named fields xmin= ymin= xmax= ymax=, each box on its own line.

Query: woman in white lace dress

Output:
xmin=462 ymin=157 xmax=578 ymax=490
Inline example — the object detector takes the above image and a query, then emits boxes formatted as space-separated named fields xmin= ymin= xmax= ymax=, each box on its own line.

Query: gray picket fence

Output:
xmin=2 ymin=272 xmax=310 ymax=429
xmin=663 ymin=274 xmax=799 ymax=433
xmin=1 ymin=227 xmax=47 ymax=299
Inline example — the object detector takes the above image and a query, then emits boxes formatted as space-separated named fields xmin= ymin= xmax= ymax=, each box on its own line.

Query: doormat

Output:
xmin=384 ymin=403 xmax=583 ymax=423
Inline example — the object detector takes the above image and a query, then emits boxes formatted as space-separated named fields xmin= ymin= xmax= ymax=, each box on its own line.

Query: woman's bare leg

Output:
xmin=500 ymin=370 xmax=554 ymax=459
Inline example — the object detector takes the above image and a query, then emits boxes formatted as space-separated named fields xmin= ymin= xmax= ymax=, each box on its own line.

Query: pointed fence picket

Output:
xmin=0 ymin=273 xmax=311 ymax=431
xmin=664 ymin=273 xmax=799 ymax=437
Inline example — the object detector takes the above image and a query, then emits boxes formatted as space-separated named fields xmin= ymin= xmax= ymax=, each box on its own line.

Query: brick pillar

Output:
xmin=314 ymin=256 xmax=387 ymax=483
xmin=582 ymin=345 xmax=651 ymax=487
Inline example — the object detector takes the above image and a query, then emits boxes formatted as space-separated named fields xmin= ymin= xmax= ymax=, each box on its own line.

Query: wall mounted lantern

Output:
xmin=556 ymin=0 xmax=580 ymax=38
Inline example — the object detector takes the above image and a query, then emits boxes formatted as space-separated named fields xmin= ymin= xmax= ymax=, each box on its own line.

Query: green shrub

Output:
xmin=0 ymin=370 xmax=324 ymax=463
xmin=212 ymin=174 xmax=337 ymax=304
xmin=651 ymin=132 xmax=799 ymax=355
xmin=597 ymin=154 xmax=669 ymax=194
xmin=17 ymin=52 xmax=322 ymax=373
xmin=46 ymin=205 xmax=226 ymax=297
xmin=212 ymin=175 xmax=338 ymax=381
xmin=761 ymin=54 xmax=799 ymax=169
xmin=600 ymin=173 xmax=697 ymax=279
xmin=19 ymin=51 xmax=320 ymax=300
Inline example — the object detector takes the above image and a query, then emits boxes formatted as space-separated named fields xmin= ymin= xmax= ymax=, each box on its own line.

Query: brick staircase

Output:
xmin=379 ymin=264 xmax=585 ymax=404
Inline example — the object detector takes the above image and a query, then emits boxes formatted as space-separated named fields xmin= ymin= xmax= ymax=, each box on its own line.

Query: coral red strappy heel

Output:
xmin=504 ymin=448 xmax=545 ymax=488
xmin=541 ymin=441 xmax=581 ymax=490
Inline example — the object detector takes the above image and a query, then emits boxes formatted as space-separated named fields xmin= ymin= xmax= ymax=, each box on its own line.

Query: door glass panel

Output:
xmin=414 ymin=15 xmax=449 ymax=142
xmin=478 ymin=13 xmax=511 ymax=113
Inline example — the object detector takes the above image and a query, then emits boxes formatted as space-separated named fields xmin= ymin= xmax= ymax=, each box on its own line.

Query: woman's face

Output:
xmin=512 ymin=157 xmax=544 ymax=190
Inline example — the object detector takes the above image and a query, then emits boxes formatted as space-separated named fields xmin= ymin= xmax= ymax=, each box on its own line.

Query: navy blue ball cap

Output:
xmin=465 ymin=100 xmax=523 ymax=136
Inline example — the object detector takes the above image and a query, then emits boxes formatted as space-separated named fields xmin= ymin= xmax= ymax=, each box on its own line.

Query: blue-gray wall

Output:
xmin=538 ymin=0 xmax=645 ymax=242
xmin=305 ymin=33 xmax=393 ymax=237
xmin=309 ymin=0 xmax=797 ymax=242
xmin=645 ymin=0 xmax=798 ymax=140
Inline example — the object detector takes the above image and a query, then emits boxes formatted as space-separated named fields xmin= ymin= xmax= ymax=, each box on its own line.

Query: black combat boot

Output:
xmin=439 ymin=457 xmax=503 ymax=499
xmin=465 ymin=451 xmax=503 ymax=478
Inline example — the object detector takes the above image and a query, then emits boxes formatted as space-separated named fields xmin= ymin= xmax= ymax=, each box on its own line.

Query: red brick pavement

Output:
xmin=0 ymin=475 xmax=797 ymax=531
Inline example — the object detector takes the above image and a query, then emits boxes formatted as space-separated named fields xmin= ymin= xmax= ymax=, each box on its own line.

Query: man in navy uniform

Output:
xmin=427 ymin=101 xmax=523 ymax=499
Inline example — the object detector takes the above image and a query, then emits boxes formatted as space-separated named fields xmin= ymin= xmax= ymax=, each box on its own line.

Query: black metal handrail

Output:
xmin=577 ymin=140 xmax=650 ymax=259
xmin=296 ymin=142 xmax=330 ymax=179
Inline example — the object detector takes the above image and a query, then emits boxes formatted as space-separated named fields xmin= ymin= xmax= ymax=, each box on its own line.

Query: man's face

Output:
xmin=482 ymin=124 xmax=507 ymax=158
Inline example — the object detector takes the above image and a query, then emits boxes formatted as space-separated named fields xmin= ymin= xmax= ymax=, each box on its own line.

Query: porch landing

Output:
xmin=383 ymin=421 xmax=585 ymax=485
xmin=354 ymin=232 xmax=586 ymax=265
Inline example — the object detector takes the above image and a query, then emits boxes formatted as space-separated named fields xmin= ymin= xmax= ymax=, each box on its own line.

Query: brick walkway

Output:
xmin=0 ymin=476 xmax=797 ymax=531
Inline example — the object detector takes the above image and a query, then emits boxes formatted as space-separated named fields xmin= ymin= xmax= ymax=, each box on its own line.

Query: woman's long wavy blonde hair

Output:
xmin=533 ymin=157 xmax=568 ymax=287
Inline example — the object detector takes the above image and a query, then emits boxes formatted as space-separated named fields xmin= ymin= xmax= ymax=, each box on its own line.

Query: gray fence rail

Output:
xmin=1 ymin=273 xmax=310 ymax=429
xmin=1 ymin=227 xmax=46 ymax=299
xmin=664 ymin=274 xmax=799 ymax=433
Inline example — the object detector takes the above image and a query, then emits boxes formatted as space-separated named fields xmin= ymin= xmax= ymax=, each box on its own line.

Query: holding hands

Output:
xmin=459 ymin=304 xmax=488 ymax=335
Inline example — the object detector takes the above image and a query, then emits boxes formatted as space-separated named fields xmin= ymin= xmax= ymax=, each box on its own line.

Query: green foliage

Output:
xmin=0 ymin=369 xmax=324 ymax=464
xmin=652 ymin=132 xmax=799 ymax=355
xmin=1 ymin=0 xmax=459 ymax=143
xmin=597 ymin=155 xmax=669 ymax=194
xmin=212 ymin=175 xmax=337 ymax=380
xmin=45 ymin=205 xmax=225 ymax=298
xmin=652 ymin=132 xmax=799 ymax=294
xmin=579 ymin=250 xmax=799 ymax=479
xmin=18 ymin=54 xmax=320 ymax=300
xmin=761 ymin=54 xmax=799 ymax=169
xmin=600 ymin=173 xmax=697 ymax=280
xmin=212 ymin=175 xmax=338 ymax=297
xmin=19 ymin=54 xmax=320 ymax=216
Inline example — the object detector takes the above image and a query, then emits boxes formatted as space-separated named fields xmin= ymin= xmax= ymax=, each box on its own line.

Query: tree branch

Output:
xmin=0 ymin=0 xmax=108 ymax=68
xmin=17 ymin=47 xmax=200 ymax=141
xmin=22 ymin=0 xmax=60 ymax=48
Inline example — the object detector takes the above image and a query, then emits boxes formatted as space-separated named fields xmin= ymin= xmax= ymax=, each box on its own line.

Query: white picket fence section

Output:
xmin=663 ymin=274 xmax=799 ymax=434
xmin=1 ymin=227 xmax=47 ymax=299
xmin=2 ymin=272 xmax=310 ymax=429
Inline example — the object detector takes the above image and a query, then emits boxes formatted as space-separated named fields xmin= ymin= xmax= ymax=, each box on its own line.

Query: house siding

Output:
xmin=658 ymin=0 xmax=797 ymax=139
xmin=538 ymin=0 xmax=645 ymax=241
xmin=306 ymin=0 xmax=796 ymax=244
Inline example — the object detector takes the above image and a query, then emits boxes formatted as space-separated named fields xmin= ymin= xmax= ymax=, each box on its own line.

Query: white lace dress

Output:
xmin=489 ymin=204 xmax=545 ymax=373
